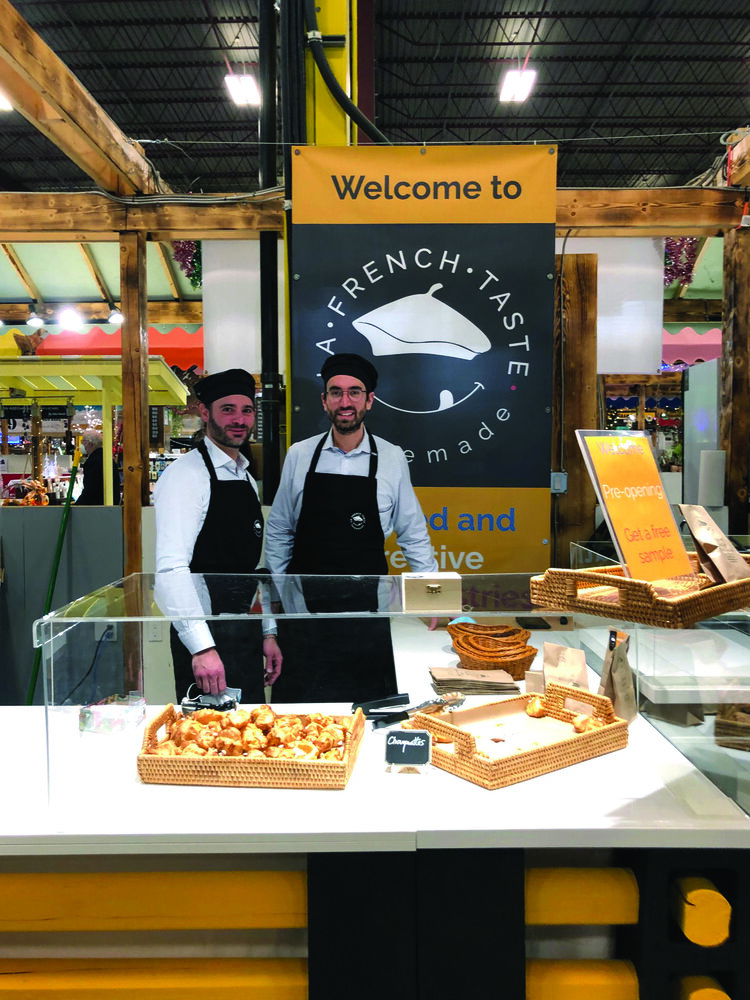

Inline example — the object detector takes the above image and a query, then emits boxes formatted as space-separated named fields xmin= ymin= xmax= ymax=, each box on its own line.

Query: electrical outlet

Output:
xmin=146 ymin=621 xmax=164 ymax=643
xmin=94 ymin=623 xmax=117 ymax=642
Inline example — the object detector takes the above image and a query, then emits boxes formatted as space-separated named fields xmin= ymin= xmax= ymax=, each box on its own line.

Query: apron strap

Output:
xmin=197 ymin=438 xmax=250 ymax=483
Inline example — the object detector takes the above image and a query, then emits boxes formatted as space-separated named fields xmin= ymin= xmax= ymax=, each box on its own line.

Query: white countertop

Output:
xmin=4 ymin=618 xmax=749 ymax=856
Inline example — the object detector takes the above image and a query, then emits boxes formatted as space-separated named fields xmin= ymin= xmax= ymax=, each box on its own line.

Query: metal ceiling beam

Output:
xmin=0 ymin=0 xmax=166 ymax=195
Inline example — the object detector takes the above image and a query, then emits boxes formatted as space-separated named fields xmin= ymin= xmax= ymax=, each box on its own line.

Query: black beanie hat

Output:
xmin=195 ymin=368 xmax=256 ymax=405
xmin=320 ymin=353 xmax=378 ymax=393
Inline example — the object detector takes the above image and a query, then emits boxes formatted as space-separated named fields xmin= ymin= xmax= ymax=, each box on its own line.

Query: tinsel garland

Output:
xmin=664 ymin=236 xmax=699 ymax=288
xmin=172 ymin=240 xmax=202 ymax=289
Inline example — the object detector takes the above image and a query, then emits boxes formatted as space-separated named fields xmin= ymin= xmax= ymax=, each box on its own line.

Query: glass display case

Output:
xmin=568 ymin=541 xmax=750 ymax=814
xmin=30 ymin=569 xmax=750 ymax=823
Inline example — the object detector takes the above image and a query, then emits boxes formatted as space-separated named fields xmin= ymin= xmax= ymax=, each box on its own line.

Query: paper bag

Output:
xmin=543 ymin=642 xmax=590 ymax=714
xmin=679 ymin=504 xmax=750 ymax=584
xmin=598 ymin=629 xmax=637 ymax=723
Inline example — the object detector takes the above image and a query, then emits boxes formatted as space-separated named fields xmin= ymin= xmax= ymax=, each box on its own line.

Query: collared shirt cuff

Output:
xmin=178 ymin=621 xmax=215 ymax=655
xmin=262 ymin=617 xmax=278 ymax=637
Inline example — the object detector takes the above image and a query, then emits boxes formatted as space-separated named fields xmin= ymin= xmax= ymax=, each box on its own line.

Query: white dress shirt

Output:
xmin=153 ymin=438 xmax=272 ymax=654
xmin=264 ymin=427 xmax=438 ymax=575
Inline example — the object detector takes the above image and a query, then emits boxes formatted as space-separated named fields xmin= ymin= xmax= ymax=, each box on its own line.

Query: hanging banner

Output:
xmin=290 ymin=145 xmax=557 ymax=572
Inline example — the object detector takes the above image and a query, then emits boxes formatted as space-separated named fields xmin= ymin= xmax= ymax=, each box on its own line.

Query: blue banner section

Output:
xmin=289 ymin=222 xmax=554 ymax=489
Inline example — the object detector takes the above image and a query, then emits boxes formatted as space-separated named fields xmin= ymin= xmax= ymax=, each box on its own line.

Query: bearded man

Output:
xmin=265 ymin=353 xmax=435 ymax=702
xmin=154 ymin=368 xmax=282 ymax=702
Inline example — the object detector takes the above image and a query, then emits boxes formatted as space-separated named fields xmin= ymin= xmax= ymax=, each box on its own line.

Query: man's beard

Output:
xmin=327 ymin=406 xmax=366 ymax=435
xmin=207 ymin=412 xmax=251 ymax=449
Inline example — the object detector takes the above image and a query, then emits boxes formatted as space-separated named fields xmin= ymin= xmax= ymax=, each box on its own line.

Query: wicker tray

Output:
xmin=448 ymin=624 xmax=537 ymax=678
xmin=411 ymin=682 xmax=627 ymax=790
xmin=715 ymin=705 xmax=750 ymax=752
xmin=137 ymin=705 xmax=365 ymax=789
xmin=530 ymin=558 xmax=750 ymax=629
xmin=446 ymin=623 xmax=530 ymax=642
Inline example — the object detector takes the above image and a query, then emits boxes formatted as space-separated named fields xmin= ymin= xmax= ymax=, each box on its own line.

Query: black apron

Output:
xmin=271 ymin=430 xmax=398 ymax=704
xmin=170 ymin=440 xmax=266 ymax=702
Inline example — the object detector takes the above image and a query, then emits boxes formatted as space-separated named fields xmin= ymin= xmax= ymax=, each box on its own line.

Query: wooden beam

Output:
xmin=0 ymin=189 xmax=740 ymax=241
xmin=662 ymin=298 xmax=722 ymax=323
xmin=0 ymin=243 xmax=43 ymax=304
xmin=728 ymin=131 xmax=750 ymax=189
xmin=120 ymin=232 xmax=149 ymax=576
xmin=720 ymin=228 xmax=750 ymax=535
xmin=155 ymin=242 xmax=182 ymax=301
xmin=0 ymin=193 xmax=285 ymax=240
xmin=79 ymin=244 xmax=112 ymax=305
xmin=551 ymin=253 xmax=598 ymax=567
xmin=0 ymin=0 xmax=164 ymax=195
xmin=0 ymin=300 xmax=202 ymax=324
xmin=555 ymin=188 xmax=743 ymax=237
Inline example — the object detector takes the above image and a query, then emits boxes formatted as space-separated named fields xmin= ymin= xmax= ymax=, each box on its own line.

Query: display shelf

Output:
xmin=6 ymin=616 xmax=749 ymax=856
xmin=580 ymin=622 xmax=750 ymax=705
xmin=16 ymin=575 xmax=750 ymax=1000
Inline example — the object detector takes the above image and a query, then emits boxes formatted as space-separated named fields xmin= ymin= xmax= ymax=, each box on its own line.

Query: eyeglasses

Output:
xmin=325 ymin=387 xmax=366 ymax=401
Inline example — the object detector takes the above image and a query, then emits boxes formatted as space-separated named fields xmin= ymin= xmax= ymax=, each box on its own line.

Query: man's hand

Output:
xmin=192 ymin=647 xmax=226 ymax=695
xmin=263 ymin=635 xmax=283 ymax=685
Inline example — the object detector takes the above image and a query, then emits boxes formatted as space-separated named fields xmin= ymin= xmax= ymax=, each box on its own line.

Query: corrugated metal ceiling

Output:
xmin=0 ymin=1 xmax=745 ymax=194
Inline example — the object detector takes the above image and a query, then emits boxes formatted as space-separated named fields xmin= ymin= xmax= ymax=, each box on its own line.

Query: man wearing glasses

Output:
xmin=265 ymin=353 xmax=436 ymax=702
xmin=154 ymin=368 xmax=282 ymax=703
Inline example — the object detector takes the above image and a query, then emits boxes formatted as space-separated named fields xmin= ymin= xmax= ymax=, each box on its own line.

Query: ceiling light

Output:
xmin=27 ymin=308 xmax=44 ymax=329
xmin=0 ymin=90 xmax=12 ymax=113
xmin=499 ymin=68 xmax=537 ymax=103
xmin=108 ymin=307 xmax=124 ymax=325
xmin=224 ymin=73 xmax=261 ymax=107
xmin=58 ymin=306 xmax=84 ymax=332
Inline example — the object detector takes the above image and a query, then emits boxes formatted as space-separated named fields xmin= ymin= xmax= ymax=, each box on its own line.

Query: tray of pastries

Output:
xmin=138 ymin=703 xmax=365 ymax=789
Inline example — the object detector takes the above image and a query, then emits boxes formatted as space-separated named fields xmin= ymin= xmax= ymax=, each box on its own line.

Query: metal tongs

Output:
xmin=354 ymin=691 xmax=466 ymax=730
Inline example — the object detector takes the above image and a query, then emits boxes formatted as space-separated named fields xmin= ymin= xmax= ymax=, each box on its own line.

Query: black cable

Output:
xmin=302 ymin=0 xmax=390 ymax=145
xmin=61 ymin=628 xmax=109 ymax=705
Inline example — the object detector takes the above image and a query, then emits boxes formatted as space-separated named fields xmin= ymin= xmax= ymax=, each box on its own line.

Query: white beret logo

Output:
xmin=350 ymin=512 xmax=366 ymax=530
xmin=254 ymin=519 xmax=263 ymax=537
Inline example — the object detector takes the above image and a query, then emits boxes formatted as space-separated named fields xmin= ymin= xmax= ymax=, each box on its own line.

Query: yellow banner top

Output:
xmin=292 ymin=145 xmax=557 ymax=225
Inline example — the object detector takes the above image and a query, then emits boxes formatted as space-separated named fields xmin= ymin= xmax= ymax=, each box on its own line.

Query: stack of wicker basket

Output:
xmin=446 ymin=622 xmax=538 ymax=680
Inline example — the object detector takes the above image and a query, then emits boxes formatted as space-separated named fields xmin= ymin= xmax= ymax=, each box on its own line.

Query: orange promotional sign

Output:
xmin=577 ymin=430 xmax=693 ymax=582
xmin=291 ymin=144 xmax=557 ymax=226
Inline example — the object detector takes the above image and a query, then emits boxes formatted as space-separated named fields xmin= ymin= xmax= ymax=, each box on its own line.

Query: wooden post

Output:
xmin=101 ymin=384 xmax=114 ymax=506
xmin=120 ymin=231 xmax=148 ymax=574
xmin=30 ymin=409 xmax=42 ymax=481
xmin=552 ymin=253 xmax=599 ymax=567
xmin=120 ymin=232 xmax=148 ymax=694
xmin=721 ymin=229 xmax=750 ymax=534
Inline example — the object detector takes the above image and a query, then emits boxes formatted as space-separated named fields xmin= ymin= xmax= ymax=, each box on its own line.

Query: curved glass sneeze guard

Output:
xmin=33 ymin=571 xmax=542 ymax=647
xmin=33 ymin=571 xmax=550 ymax=720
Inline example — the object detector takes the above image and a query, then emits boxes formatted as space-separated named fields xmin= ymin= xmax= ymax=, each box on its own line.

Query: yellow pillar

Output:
xmin=670 ymin=876 xmax=731 ymax=947
xmin=306 ymin=0 xmax=355 ymax=147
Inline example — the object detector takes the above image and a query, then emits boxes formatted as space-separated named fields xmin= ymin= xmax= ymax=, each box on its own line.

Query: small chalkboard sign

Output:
xmin=385 ymin=729 xmax=432 ymax=767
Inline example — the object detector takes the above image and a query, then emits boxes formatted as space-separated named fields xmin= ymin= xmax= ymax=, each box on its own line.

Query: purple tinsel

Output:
xmin=172 ymin=240 xmax=202 ymax=290
xmin=664 ymin=236 xmax=699 ymax=288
